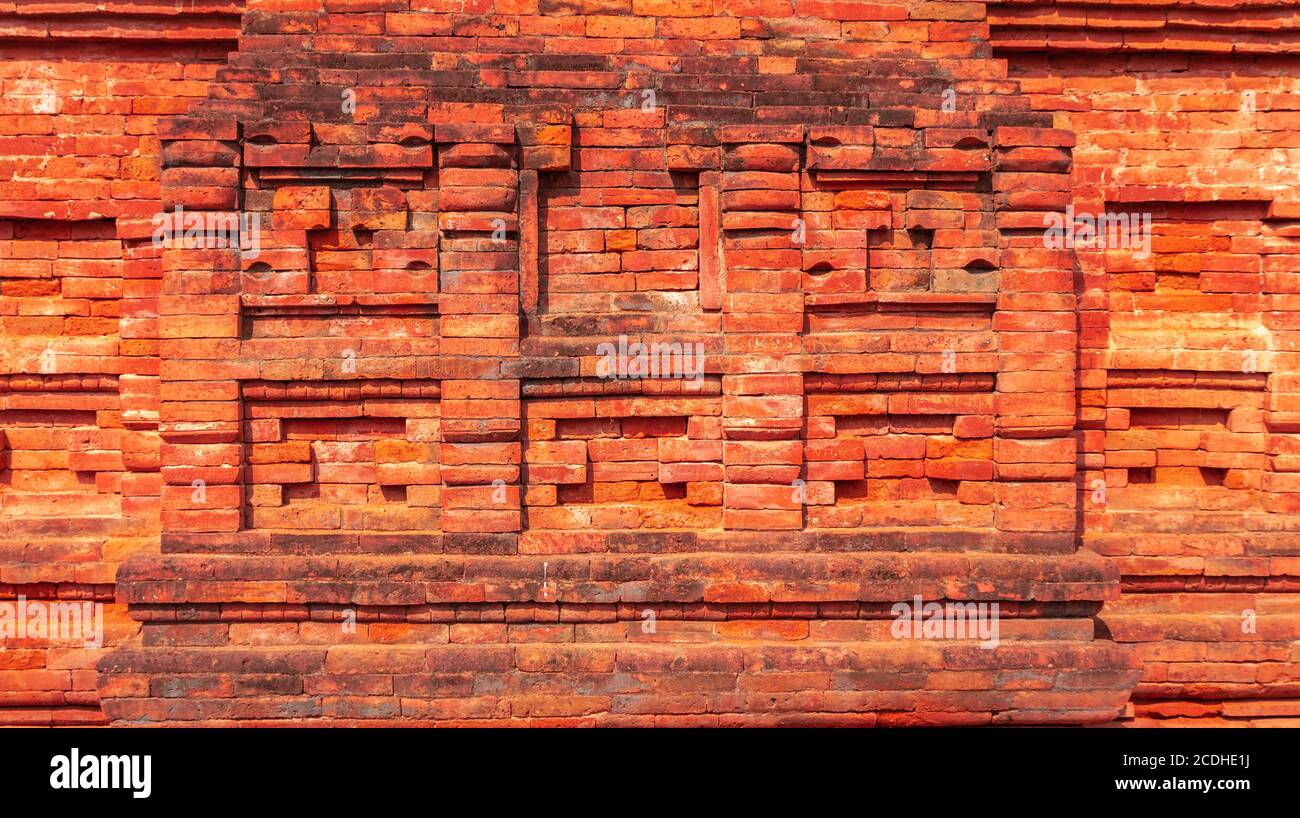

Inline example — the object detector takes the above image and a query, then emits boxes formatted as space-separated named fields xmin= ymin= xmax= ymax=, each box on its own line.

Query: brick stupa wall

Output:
xmin=0 ymin=0 xmax=1295 ymax=726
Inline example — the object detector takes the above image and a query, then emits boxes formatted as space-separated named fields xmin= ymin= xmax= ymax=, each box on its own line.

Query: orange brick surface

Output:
xmin=0 ymin=0 xmax=1295 ymax=726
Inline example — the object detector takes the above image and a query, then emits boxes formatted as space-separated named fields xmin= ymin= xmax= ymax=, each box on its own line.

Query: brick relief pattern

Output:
xmin=994 ymin=0 xmax=1300 ymax=725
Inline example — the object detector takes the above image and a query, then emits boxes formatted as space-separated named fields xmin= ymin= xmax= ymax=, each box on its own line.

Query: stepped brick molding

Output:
xmin=0 ymin=0 xmax=1296 ymax=726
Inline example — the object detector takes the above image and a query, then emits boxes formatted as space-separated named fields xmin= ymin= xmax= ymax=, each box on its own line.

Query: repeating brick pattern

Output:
xmin=0 ymin=0 xmax=242 ymax=725
xmin=994 ymin=0 xmax=1300 ymax=724
xmin=0 ymin=0 xmax=1293 ymax=726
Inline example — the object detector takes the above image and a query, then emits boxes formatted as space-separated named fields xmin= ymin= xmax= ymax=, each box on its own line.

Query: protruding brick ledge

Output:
xmin=98 ymin=631 xmax=1141 ymax=726
xmin=98 ymin=544 xmax=1136 ymax=724
xmin=988 ymin=0 xmax=1300 ymax=54
xmin=112 ymin=549 xmax=1121 ymax=606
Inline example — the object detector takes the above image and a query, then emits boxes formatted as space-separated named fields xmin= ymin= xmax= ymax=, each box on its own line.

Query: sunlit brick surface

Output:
xmin=1 ymin=0 xmax=1296 ymax=726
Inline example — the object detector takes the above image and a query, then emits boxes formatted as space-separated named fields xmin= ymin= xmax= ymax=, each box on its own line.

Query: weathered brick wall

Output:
xmin=990 ymin=0 xmax=1300 ymax=724
xmin=1 ymin=0 xmax=1293 ymax=726
xmin=0 ymin=0 xmax=243 ymax=725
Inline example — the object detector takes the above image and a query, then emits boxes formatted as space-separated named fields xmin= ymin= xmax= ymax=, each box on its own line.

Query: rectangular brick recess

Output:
xmin=2 ymin=0 xmax=1294 ymax=726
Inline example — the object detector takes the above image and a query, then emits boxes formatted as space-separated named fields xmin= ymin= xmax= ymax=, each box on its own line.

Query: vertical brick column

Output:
xmin=435 ymin=126 xmax=522 ymax=536
xmin=155 ymin=117 xmax=247 ymax=539
xmin=991 ymin=125 xmax=1081 ymax=543
xmin=718 ymin=127 xmax=806 ymax=531
xmin=1264 ymin=196 xmax=1300 ymax=512
xmin=118 ymin=213 xmax=165 ymax=537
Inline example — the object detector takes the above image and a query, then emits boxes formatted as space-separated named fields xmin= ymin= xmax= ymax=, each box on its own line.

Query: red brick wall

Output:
xmin=991 ymin=0 xmax=1300 ymax=725
xmin=0 ymin=0 xmax=242 ymax=725
xmin=2 ymin=0 xmax=1293 ymax=726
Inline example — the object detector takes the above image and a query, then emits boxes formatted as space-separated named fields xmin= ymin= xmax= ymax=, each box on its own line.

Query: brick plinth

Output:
xmin=101 ymin=628 xmax=1137 ymax=726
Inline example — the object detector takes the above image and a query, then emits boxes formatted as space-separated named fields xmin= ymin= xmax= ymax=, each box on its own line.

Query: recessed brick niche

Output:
xmin=4 ymin=0 xmax=1300 ymax=726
